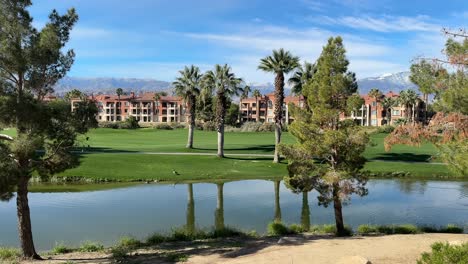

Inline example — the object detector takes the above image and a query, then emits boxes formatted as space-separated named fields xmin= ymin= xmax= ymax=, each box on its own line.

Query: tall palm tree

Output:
xmin=258 ymin=49 xmax=300 ymax=163
xmin=116 ymin=88 xmax=124 ymax=120
xmin=203 ymin=64 xmax=243 ymax=157
xmin=288 ymin=62 xmax=315 ymax=110
xmin=173 ymin=65 xmax=203 ymax=149
xmin=380 ymin=97 xmax=395 ymax=125
xmin=252 ymin=89 xmax=262 ymax=122
xmin=368 ymin=88 xmax=383 ymax=126
xmin=398 ymin=90 xmax=418 ymax=123
xmin=153 ymin=91 xmax=168 ymax=122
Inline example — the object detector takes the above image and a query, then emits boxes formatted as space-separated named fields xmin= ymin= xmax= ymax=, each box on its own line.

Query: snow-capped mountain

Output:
xmin=357 ymin=71 xmax=417 ymax=95
xmin=53 ymin=71 xmax=418 ymax=96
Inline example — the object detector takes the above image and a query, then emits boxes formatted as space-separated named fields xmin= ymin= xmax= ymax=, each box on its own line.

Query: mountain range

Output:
xmin=53 ymin=71 xmax=418 ymax=97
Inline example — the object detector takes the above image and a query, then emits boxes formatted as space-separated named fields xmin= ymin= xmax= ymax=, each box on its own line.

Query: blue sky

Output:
xmin=29 ymin=0 xmax=467 ymax=83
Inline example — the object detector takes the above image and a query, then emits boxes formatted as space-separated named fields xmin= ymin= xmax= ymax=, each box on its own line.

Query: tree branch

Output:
xmin=0 ymin=134 xmax=13 ymax=141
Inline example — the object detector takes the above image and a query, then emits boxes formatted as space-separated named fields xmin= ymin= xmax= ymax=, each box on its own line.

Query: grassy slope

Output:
xmin=51 ymin=128 xmax=455 ymax=181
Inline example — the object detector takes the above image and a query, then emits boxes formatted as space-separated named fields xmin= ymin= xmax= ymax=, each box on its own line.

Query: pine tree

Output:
xmin=280 ymin=37 xmax=369 ymax=236
xmin=0 ymin=1 xmax=97 ymax=259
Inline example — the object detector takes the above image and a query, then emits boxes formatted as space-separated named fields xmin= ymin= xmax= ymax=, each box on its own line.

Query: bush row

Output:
xmin=357 ymin=224 xmax=463 ymax=235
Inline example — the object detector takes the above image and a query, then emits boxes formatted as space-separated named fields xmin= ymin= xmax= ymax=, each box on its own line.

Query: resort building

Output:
xmin=240 ymin=91 xmax=425 ymax=127
xmin=71 ymin=92 xmax=187 ymax=124
xmin=239 ymin=93 xmax=305 ymax=124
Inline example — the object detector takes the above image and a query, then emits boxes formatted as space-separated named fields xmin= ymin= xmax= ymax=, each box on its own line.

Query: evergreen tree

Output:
xmin=0 ymin=1 xmax=97 ymax=259
xmin=280 ymin=37 xmax=369 ymax=236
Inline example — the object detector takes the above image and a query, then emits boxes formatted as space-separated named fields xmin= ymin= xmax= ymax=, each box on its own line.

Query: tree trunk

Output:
xmin=186 ymin=98 xmax=195 ymax=148
xmin=216 ymin=93 xmax=226 ymax=158
xmin=17 ymin=175 xmax=41 ymax=260
xmin=332 ymin=184 xmax=345 ymax=236
xmin=274 ymin=180 xmax=282 ymax=223
xmin=273 ymin=72 xmax=285 ymax=163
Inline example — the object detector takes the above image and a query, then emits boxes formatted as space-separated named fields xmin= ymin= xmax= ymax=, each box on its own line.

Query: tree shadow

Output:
xmin=193 ymin=144 xmax=275 ymax=153
xmin=71 ymin=147 xmax=140 ymax=153
xmin=372 ymin=153 xmax=433 ymax=162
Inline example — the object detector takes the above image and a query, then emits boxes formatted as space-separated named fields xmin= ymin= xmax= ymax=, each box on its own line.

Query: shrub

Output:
xmin=357 ymin=224 xmax=378 ymax=235
xmin=79 ymin=241 xmax=104 ymax=252
xmin=267 ymin=222 xmax=290 ymax=236
xmin=170 ymin=122 xmax=186 ymax=129
xmin=310 ymin=224 xmax=353 ymax=236
xmin=146 ymin=233 xmax=167 ymax=245
xmin=98 ymin=122 xmax=119 ymax=129
xmin=202 ymin=121 xmax=216 ymax=131
xmin=376 ymin=225 xmax=394 ymax=235
xmin=394 ymin=224 xmax=419 ymax=234
xmin=240 ymin=122 xmax=262 ymax=132
xmin=123 ymin=116 xmax=139 ymax=129
xmin=417 ymin=242 xmax=468 ymax=264
xmin=111 ymin=245 xmax=128 ymax=260
xmin=420 ymin=224 xmax=464 ymax=234
xmin=169 ymin=227 xmax=208 ymax=241
xmin=224 ymin=125 xmax=241 ymax=132
xmin=288 ymin=224 xmax=306 ymax=234
xmin=164 ymin=252 xmax=189 ymax=262
xmin=0 ymin=247 xmax=20 ymax=261
xmin=154 ymin=123 xmax=173 ymax=130
xmin=258 ymin=122 xmax=276 ymax=132
xmin=52 ymin=243 xmax=73 ymax=254
xmin=377 ymin=125 xmax=395 ymax=133
xmin=117 ymin=236 xmax=141 ymax=250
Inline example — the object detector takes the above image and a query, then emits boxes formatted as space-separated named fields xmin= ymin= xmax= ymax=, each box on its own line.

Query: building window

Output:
xmin=268 ymin=100 xmax=273 ymax=109
xmin=252 ymin=103 xmax=256 ymax=107
xmin=392 ymin=110 xmax=400 ymax=115
xmin=371 ymin=119 xmax=377 ymax=126
xmin=371 ymin=110 xmax=377 ymax=115
xmin=372 ymin=102 xmax=377 ymax=107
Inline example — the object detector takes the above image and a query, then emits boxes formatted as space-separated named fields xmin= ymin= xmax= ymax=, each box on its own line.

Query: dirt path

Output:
xmin=20 ymin=233 xmax=467 ymax=264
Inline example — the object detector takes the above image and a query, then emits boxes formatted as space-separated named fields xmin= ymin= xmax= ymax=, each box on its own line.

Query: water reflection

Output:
xmin=301 ymin=191 xmax=310 ymax=231
xmin=186 ymin=183 xmax=195 ymax=234
xmin=0 ymin=179 xmax=466 ymax=250
xmin=274 ymin=180 xmax=282 ymax=222
xmin=215 ymin=183 xmax=224 ymax=231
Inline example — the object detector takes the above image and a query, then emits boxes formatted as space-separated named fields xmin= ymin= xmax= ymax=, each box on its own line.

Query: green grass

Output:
xmin=5 ymin=128 xmax=457 ymax=180
xmin=57 ymin=153 xmax=287 ymax=181
xmin=0 ymin=247 xmax=20 ymax=261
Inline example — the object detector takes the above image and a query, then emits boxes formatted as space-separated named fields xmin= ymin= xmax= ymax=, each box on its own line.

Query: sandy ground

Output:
xmin=19 ymin=233 xmax=468 ymax=264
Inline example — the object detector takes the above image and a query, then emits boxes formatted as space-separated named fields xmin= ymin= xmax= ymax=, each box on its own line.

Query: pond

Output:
xmin=1 ymin=179 xmax=467 ymax=250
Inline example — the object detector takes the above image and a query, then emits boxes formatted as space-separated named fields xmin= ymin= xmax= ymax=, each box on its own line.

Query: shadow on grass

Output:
xmin=193 ymin=144 xmax=275 ymax=153
xmin=71 ymin=147 xmax=139 ymax=153
xmin=372 ymin=153 xmax=433 ymax=162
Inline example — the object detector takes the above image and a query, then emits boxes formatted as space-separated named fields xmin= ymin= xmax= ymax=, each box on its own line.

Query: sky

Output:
xmin=28 ymin=0 xmax=467 ymax=83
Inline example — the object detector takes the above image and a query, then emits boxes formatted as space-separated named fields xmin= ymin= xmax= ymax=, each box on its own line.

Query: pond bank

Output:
xmin=19 ymin=233 xmax=468 ymax=264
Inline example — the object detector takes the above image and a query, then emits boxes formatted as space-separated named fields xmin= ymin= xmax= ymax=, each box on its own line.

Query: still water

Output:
xmin=1 ymin=179 xmax=467 ymax=250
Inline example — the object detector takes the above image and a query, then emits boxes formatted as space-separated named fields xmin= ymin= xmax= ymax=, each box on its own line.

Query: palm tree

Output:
xmin=173 ymin=65 xmax=203 ymax=149
xmin=154 ymin=91 xmax=168 ymax=122
xmin=116 ymin=88 xmax=124 ymax=120
xmin=258 ymin=49 xmax=299 ymax=163
xmin=398 ymin=90 xmax=418 ymax=123
xmin=288 ymin=62 xmax=315 ymax=110
xmin=203 ymin=64 xmax=243 ymax=157
xmin=252 ymin=89 xmax=262 ymax=122
xmin=380 ymin=97 xmax=395 ymax=125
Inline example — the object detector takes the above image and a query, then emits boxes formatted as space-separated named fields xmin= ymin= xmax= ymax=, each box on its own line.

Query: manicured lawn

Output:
xmin=76 ymin=128 xmax=296 ymax=154
xmin=3 ymin=127 xmax=456 ymax=179
xmin=58 ymin=153 xmax=287 ymax=181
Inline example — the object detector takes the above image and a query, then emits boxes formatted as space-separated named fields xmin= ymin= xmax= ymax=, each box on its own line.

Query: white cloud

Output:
xmin=310 ymin=15 xmax=440 ymax=32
